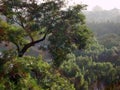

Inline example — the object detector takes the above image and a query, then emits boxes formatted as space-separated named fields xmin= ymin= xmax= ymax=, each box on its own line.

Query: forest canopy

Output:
xmin=0 ymin=0 xmax=120 ymax=90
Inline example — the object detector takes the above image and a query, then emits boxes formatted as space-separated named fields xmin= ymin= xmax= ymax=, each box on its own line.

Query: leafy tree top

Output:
xmin=0 ymin=0 xmax=93 ymax=67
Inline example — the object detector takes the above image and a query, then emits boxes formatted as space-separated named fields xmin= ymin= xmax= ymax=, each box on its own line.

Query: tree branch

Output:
xmin=12 ymin=42 xmax=20 ymax=53
xmin=18 ymin=32 xmax=48 ymax=57
xmin=14 ymin=7 xmax=34 ymax=42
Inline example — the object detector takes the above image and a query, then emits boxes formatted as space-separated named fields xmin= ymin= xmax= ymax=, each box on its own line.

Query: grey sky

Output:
xmin=69 ymin=0 xmax=120 ymax=10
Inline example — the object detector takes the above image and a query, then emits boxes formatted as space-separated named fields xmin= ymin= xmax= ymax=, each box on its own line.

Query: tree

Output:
xmin=0 ymin=0 xmax=93 ymax=67
xmin=48 ymin=4 xmax=93 ymax=66
xmin=0 ymin=55 xmax=75 ymax=90
xmin=0 ymin=0 xmax=65 ymax=57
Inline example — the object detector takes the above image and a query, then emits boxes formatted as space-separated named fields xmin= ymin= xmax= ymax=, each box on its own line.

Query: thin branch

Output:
xmin=12 ymin=42 xmax=20 ymax=53
xmin=15 ymin=8 xmax=34 ymax=42
xmin=15 ymin=7 xmax=26 ymax=29
xmin=19 ymin=32 xmax=48 ymax=57
xmin=12 ymin=17 xmax=24 ymax=27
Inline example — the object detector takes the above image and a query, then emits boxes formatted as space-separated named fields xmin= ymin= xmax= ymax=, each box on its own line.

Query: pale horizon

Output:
xmin=68 ymin=0 xmax=120 ymax=11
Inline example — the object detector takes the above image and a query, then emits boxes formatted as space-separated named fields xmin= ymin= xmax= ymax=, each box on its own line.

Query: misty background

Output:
xmin=83 ymin=6 xmax=120 ymax=49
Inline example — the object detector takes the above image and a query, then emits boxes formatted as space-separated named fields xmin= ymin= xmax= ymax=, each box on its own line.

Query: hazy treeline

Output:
xmin=0 ymin=1 xmax=120 ymax=89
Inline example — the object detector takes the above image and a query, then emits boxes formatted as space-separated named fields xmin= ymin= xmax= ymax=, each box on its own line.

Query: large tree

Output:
xmin=0 ymin=0 xmax=92 ymax=61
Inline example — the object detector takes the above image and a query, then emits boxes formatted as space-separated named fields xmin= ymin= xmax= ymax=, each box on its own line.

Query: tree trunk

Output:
xmin=17 ymin=33 xmax=47 ymax=57
xmin=18 ymin=51 xmax=24 ymax=57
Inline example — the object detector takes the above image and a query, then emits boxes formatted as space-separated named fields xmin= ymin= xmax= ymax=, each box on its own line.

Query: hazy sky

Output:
xmin=69 ymin=0 xmax=120 ymax=10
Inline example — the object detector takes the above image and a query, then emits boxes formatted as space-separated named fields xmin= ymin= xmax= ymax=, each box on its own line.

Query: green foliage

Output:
xmin=0 ymin=0 xmax=119 ymax=90
xmin=0 ymin=19 xmax=28 ymax=49
xmin=74 ymin=38 xmax=104 ymax=61
xmin=48 ymin=5 xmax=93 ymax=67
xmin=0 ymin=0 xmax=66 ymax=57
xmin=0 ymin=0 xmax=94 ymax=89
xmin=0 ymin=56 xmax=75 ymax=90
xmin=60 ymin=52 xmax=120 ymax=90
xmin=99 ymin=33 xmax=120 ymax=49
xmin=60 ymin=53 xmax=80 ymax=78
xmin=0 ymin=0 xmax=93 ymax=63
